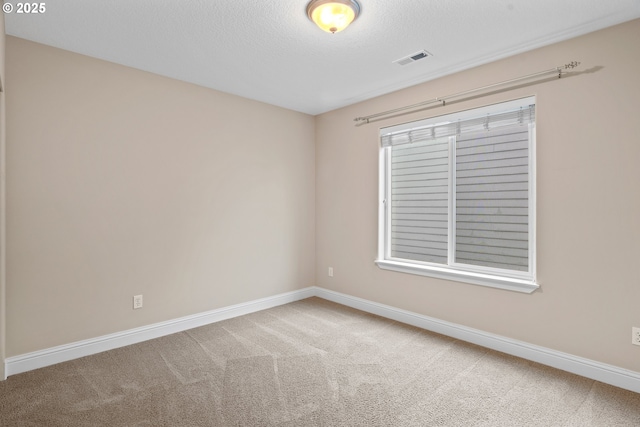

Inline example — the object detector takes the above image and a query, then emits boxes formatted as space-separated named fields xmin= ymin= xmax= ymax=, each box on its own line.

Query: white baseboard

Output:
xmin=313 ymin=287 xmax=640 ymax=394
xmin=4 ymin=287 xmax=315 ymax=378
xmin=4 ymin=285 xmax=640 ymax=394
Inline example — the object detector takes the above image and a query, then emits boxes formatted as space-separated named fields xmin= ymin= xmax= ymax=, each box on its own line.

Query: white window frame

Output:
xmin=375 ymin=97 xmax=538 ymax=293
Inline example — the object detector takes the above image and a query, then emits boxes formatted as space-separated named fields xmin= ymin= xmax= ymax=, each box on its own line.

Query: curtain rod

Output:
xmin=354 ymin=61 xmax=581 ymax=125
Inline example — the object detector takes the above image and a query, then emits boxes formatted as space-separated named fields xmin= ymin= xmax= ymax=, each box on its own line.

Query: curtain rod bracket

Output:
xmin=558 ymin=60 xmax=581 ymax=78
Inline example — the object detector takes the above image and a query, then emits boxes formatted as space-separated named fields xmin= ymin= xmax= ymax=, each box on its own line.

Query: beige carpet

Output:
xmin=0 ymin=297 xmax=639 ymax=426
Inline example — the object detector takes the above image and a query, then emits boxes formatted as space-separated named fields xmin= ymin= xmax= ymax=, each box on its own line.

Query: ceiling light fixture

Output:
xmin=306 ymin=0 xmax=361 ymax=34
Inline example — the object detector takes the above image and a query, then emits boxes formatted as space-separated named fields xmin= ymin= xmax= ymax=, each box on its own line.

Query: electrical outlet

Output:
xmin=328 ymin=267 xmax=333 ymax=277
xmin=133 ymin=295 xmax=143 ymax=309
xmin=633 ymin=327 xmax=640 ymax=346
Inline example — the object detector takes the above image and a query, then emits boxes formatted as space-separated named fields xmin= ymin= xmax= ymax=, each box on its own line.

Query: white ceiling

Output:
xmin=5 ymin=0 xmax=640 ymax=115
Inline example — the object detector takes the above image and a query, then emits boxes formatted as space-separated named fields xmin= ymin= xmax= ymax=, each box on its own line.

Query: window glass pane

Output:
xmin=454 ymin=125 xmax=529 ymax=271
xmin=390 ymin=138 xmax=449 ymax=264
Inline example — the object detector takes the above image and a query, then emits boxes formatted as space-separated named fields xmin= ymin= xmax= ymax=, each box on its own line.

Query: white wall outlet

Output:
xmin=133 ymin=295 xmax=143 ymax=309
xmin=633 ymin=327 xmax=640 ymax=346
xmin=328 ymin=267 xmax=333 ymax=277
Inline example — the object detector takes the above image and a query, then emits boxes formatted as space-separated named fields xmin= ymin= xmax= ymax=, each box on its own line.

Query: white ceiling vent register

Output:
xmin=393 ymin=50 xmax=432 ymax=66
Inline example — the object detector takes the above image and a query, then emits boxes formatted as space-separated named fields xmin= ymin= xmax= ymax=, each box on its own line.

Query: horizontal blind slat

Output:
xmin=393 ymin=151 xmax=449 ymax=164
xmin=393 ymin=171 xmax=449 ymax=182
xmin=456 ymin=251 xmax=528 ymax=267
xmin=457 ymin=236 xmax=528 ymax=249
xmin=392 ymin=200 xmax=449 ymax=208
xmin=456 ymin=131 xmax=529 ymax=150
xmin=392 ymin=219 xmax=449 ymax=229
xmin=456 ymin=190 xmax=528 ymax=200
xmin=393 ymin=232 xmax=449 ymax=242
xmin=455 ymin=258 xmax=528 ymax=272
xmin=393 ymin=164 xmax=449 ymax=176
xmin=456 ymin=173 xmax=527 ymax=186
xmin=392 ymin=225 xmax=449 ymax=235
xmin=393 ymin=213 xmax=449 ymax=221
xmin=392 ymin=245 xmax=448 ymax=257
xmin=456 ymin=244 xmax=528 ymax=258
xmin=456 ymin=148 xmax=528 ymax=164
xmin=391 ymin=252 xmax=448 ymax=264
xmin=393 ymin=144 xmax=450 ymax=158
xmin=456 ymin=157 xmax=528 ymax=171
xmin=456 ymin=181 xmax=528 ymax=193
xmin=456 ymin=222 xmax=528 ymax=232
xmin=456 ymin=215 xmax=528 ymax=224
xmin=456 ymin=164 xmax=528 ymax=179
xmin=456 ymin=229 xmax=527 ymax=240
xmin=456 ymin=140 xmax=529 ymax=157
xmin=456 ymin=206 xmax=528 ymax=216
xmin=456 ymin=199 xmax=528 ymax=208
xmin=392 ymin=178 xmax=449 ymax=189
xmin=393 ymin=193 xmax=449 ymax=201
xmin=393 ymin=207 xmax=449 ymax=215
xmin=392 ymin=239 xmax=448 ymax=251
xmin=392 ymin=157 xmax=449 ymax=170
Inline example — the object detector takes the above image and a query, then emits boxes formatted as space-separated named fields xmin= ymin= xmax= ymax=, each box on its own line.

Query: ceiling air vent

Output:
xmin=393 ymin=50 xmax=432 ymax=66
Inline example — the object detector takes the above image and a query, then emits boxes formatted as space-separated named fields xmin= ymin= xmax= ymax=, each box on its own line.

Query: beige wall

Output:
xmin=6 ymin=37 xmax=316 ymax=356
xmin=0 ymin=13 xmax=6 ymax=380
xmin=316 ymin=19 xmax=640 ymax=372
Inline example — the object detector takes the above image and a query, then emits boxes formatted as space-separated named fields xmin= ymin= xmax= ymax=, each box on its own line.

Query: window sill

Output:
xmin=375 ymin=259 xmax=539 ymax=294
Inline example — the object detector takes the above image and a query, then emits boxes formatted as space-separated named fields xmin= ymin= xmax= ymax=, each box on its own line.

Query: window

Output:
xmin=376 ymin=97 xmax=538 ymax=293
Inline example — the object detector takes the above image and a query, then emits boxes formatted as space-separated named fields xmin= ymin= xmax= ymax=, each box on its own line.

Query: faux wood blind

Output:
xmin=390 ymin=138 xmax=450 ymax=263
xmin=455 ymin=125 xmax=530 ymax=271
xmin=385 ymin=104 xmax=534 ymax=270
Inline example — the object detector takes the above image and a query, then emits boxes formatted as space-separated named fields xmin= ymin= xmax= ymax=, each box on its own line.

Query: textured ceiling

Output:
xmin=5 ymin=0 xmax=640 ymax=115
